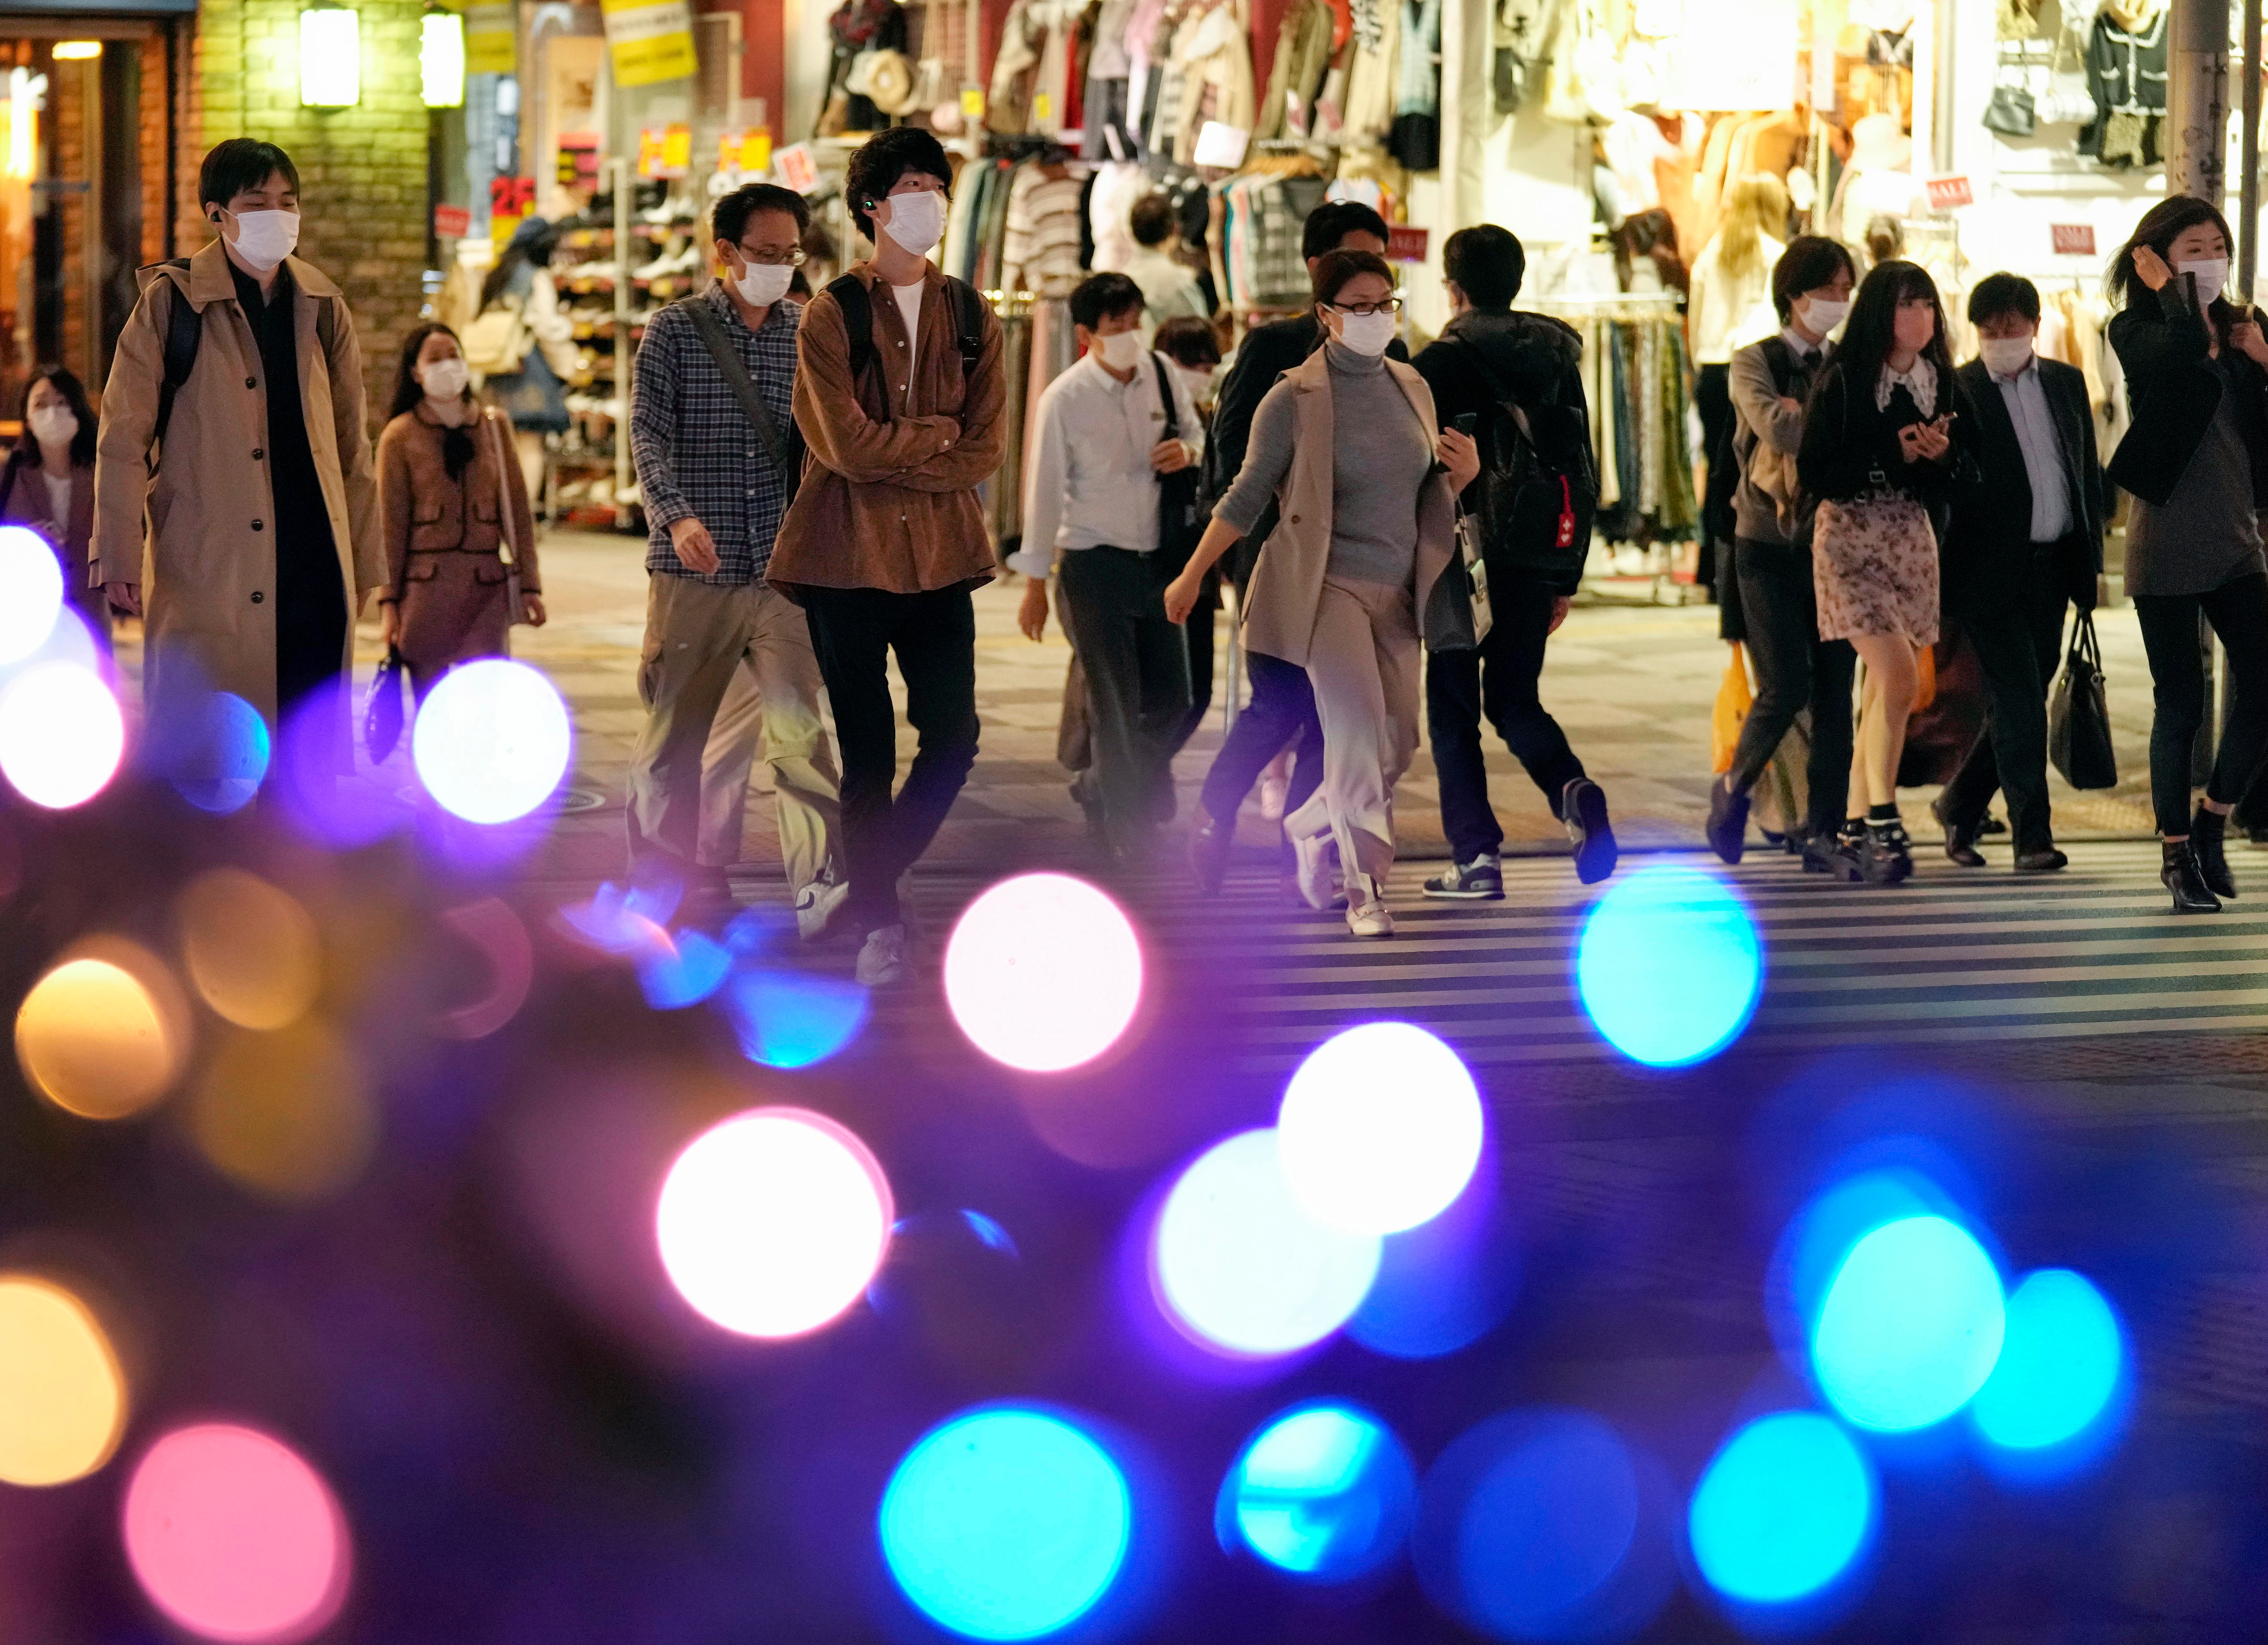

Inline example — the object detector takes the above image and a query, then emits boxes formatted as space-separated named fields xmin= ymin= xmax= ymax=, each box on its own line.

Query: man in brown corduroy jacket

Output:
xmin=770 ymin=128 xmax=1007 ymax=988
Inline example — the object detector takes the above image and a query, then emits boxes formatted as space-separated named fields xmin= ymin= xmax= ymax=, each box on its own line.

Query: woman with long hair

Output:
xmin=469 ymin=216 xmax=582 ymax=505
xmin=0 ymin=366 xmax=106 ymax=643
xmin=1797 ymin=259 xmax=1978 ymax=885
xmin=1690 ymin=174 xmax=1791 ymax=602
xmin=375 ymin=323 xmax=544 ymax=700
xmin=2104 ymin=194 xmax=2268 ymax=912
xmin=1162 ymin=250 xmax=1480 ymax=939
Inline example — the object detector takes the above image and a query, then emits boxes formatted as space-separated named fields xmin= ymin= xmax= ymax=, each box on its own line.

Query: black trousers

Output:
xmin=1726 ymin=536 xmax=1856 ymax=838
xmin=2134 ymin=572 xmax=2268 ymax=837
xmin=800 ymin=584 xmax=980 ymax=935
xmin=1937 ymin=565 xmax=2073 ymax=854
xmin=1058 ymin=548 xmax=1192 ymax=841
xmin=1695 ymin=362 xmax=1738 ymax=597
xmin=1425 ymin=571 xmax=1587 ymax=862
xmin=1197 ymin=650 xmax=1324 ymax=862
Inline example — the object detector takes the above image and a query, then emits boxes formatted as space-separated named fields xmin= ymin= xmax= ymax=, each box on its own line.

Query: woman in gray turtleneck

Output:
xmin=1165 ymin=250 xmax=1478 ymax=939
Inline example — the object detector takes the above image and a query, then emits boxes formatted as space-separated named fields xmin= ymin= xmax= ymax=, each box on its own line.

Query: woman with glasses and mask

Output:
xmin=1165 ymin=250 xmax=1479 ymax=938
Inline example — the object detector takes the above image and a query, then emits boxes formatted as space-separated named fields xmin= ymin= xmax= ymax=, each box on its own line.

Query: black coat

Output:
xmin=2104 ymin=279 xmax=2268 ymax=508
xmin=1796 ymin=365 xmax=1982 ymax=511
xmin=1943 ymin=355 xmax=2103 ymax=614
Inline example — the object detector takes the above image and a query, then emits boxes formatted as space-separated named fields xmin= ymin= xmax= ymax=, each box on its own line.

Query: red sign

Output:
xmin=1387 ymin=225 xmax=1430 ymax=264
xmin=2050 ymin=223 xmax=2097 ymax=256
xmin=1924 ymin=174 xmax=1974 ymax=210
xmin=432 ymin=204 xmax=471 ymax=240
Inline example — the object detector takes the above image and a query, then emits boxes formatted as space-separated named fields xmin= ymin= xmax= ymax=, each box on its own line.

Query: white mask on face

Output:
xmin=226 ymin=208 xmax=301 ymax=271
xmin=418 ymin=357 xmax=471 ymax=400
xmin=1094 ymin=329 xmax=1146 ymax=371
xmin=1176 ymin=364 xmax=1216 ymax=402
xmin=877 ymin=190 xmax=947 ymax=256
xmin=2179 ymin=257 xmax=2231 ymax=300
xmin=1335 ymin=308 xmax=1399 ymax=357
xmin=26 ymin=403 xmax=77 ymax=447
xmin=732 ymin=261 xmax=796 ymax=308
xmin=1978 ymin=337 xmax=2035 ymax=377
xmin=1798 ymin=295 xmax=1851 ymax=335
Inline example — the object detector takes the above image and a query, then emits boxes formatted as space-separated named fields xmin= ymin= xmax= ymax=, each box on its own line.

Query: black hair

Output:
xmin=713 ymin=182 xmax=811 ymax=249
xmin=199 ymin=138 xmax=299 ymax=211
xmin=1301 ymin=199 xmax=1391 ymax=262
xmin=1864 ymin=214 xmax=1905 ymax=266
xmin=2109 ymin=193 xmax=2237 ymax=342
xmin=390 ymin=323 xmax=477 ymax=481
xmin=1443 ymin=224 xmax=1525 ymax=309
xmin=1153 ymin=315 xmax=1222 ymax=369
xmin=10 ymin=365 xmax=96 ymax=469
xmin=1771 ymin=234 xmax=1856 ymax=322
xmin=1130 ymin=193 xmax=1176 ymax=248
xmin=1311 ymin=248 xmax=1395 ymax=308
xmin=1967 ymin=271 xmax=2042 ymax=329
xmin=844 ymin=127 xmax=953 ymax=242
xmin=1810 ymin=260 xmax=1955 ymax=418
xmin=478 ymin=219 xmax=561 ymax=314
xmin=1071 ymin=272 xmax=1145 ymax=333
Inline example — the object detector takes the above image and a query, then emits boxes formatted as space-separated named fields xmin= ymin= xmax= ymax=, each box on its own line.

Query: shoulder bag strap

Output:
xmin=485 ymin=409 xmax=526 ymax=624
xmin=825 ymin=273 xmax=876 ymax=385
xmin=1150 ymin=353 xmax=1180 ymax=442
xmin=681 ymin=296 xmax=795 ymax=483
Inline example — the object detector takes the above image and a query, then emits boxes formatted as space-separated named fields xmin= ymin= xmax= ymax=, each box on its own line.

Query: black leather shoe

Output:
xmin=2192 ymin=806 xmax=2238 ymax=900
xmin=1803 ymin=824 xmax=1865 ymax=880
xmin=2164 ymin=841 xmax=2223 ymax=914
xmin=1187 ymin=808 xmax=1233 ymax=893
xmin=1706 ymin=774 xmax=1750 ymax=864
xmin=1931 ymin=795 xmax=1986 ymax=866
xmin=1860 ymin=818 xmax=1915 ymax=886
xmin=1979 ymin=815 xmax=2008 ymax=836
xmin=2013 ymin=848 xmax=2068 ymax=873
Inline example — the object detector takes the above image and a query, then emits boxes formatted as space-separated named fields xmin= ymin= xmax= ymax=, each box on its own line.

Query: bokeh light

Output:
xmin=0 ymin=660 xmax=125 ymax=809
xmin=176 ymin=870 xmax=323 ymax=1030
xmin=718 ymin=968 xmax=869 ymax=1069
xmin=1688 ymin=1411 xmax=1876 ymax=1607
xmin=1812 ymin=1215 xmax=2005 ymax=1431
xmin=880 ymin=1406 xmax=1131 ymax=1640
xmin=944 ymin=873 xmax=1143 ymax=1073
xmin=122 ymin=1423 xmax=351 ymax=1644
xmin=189 ymin=1022 xmax=377 ymax=1201
xmin=1575 ymin=863 xmax=1761 ymax=1066
xmin=635 ymin=929 xmax=731 ymax=1009
xmin=0 ymin=524 xmax=63 ymax=664
xmin=1277 ymin=1022 xmax=1483 ymax=1234
xmin=1218 ymin=1403 xmax=1414 ymax=1582
xmin=655 ymin=1108 xmax=892 ymax=1338
xmin=274 ymin=682 xmax=411 ymax=850
xmin=0 ymin=1275 xmax=127 ymax=1486
xmin=15 ymin=944 xmax=190 ymax=1119
xmin=1347 ymin=1154 xmax=1521 ymax=1360
xmin=166 ymin=692 xmax=271 ymax=814
xmin=1971 ymin=1268 xmax=2125 ymax=1453
xmin=436 ymin=898 xmax=534 ymax=1039
xmin=410 ymin=658 xmax=572 ymax=824
xmin=1150 ymin=1128 xmax=1380 ymax=1358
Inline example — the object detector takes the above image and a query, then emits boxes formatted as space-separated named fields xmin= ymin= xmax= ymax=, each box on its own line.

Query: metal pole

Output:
xmin=2168 ymin=0 xmax=2231 ymax=204
xmin=2245 ymin=0 xmax=2263 ymax=293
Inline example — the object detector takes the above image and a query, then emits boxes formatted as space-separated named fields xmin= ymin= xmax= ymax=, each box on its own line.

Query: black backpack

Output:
xmin=825 ymin=272 xmax=986 ymax=389
xmin=138 ymin=257 xmax=339 ymax=455
xmin=1447 ymin=336 xmax=1598 ymax=579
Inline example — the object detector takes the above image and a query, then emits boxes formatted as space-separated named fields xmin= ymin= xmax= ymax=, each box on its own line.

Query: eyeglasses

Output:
xmin=736 ymin=246 xmax=808 ymax=267
xmin=1325 ymin=296 xmax=1403 ymax=318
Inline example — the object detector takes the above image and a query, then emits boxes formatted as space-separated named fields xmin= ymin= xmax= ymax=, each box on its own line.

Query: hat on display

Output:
xmin=849 ymin=48 xmax=919 ymax=115
xmin=1848 ymin=113 xmax=1913 ymax=174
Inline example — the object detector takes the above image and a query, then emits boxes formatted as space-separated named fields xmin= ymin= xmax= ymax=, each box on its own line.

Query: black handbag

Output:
xmin=1982 ymin=66 xmax=2037 ymax=137
xmin=1151 ymin=355 xmax=1203 ymax=577
xmin=2048 ymin=610 xmax=2117 ymax=790
xmin=1423 ymin=508 xmax=1493 ymax=652
xmin=365 ymin=644 xmax=408 ymax=763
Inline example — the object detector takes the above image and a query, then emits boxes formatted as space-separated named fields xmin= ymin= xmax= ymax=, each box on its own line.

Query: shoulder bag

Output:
xmin=681 ymin=295 xmax=805 ymax=505
xmin=484 ymin=410 xmax=528 ymax=627
xmin=2048 ymin=609 xmax=2117 ymax=789
xmin=1149 ymin=354 xmax=1204 ymax=578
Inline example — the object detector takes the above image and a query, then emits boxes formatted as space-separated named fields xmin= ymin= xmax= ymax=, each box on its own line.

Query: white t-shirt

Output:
xmin=891 ymin=279 xmax=924 ymax=378
xmin=38 ymin=471 xmax=72 ymax=533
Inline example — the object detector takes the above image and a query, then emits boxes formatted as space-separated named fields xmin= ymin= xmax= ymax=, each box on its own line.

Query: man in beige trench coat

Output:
xmin=92 ymin=137 xmax=382 ymax=757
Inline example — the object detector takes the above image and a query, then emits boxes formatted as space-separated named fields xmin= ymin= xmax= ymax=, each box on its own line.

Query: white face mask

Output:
xmin=732 ymin=261 xmax=796 ymax=308
xmin=225 ymin=208 xmax=301 ymax=272
xmin=1176 ymin=364 xmax=1216 ymax=402
xmin=26 ymin=403 xmax=76 ymax=447
xmin=1978 ymin=336 xmax=2035 ymax=377
xmin=1334 ymin=308 xmax=1399 ymax=358
xmin=877 ymin=190 xmax=947 ymax=256
xmin=1798 ymin=295 xmax=1851 ymax=335
xmin=418 ymin=357 xmax=471 ymax=400
xmin=2179 ymin=257 xmax=2231 ymax=300
xmin=1094 ymin=329 xmax=1146 ymax=371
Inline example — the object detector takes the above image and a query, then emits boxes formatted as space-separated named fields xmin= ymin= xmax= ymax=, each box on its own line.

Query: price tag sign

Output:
xmin=433 ymin=203 xmax=472 ymax=239
xmin=2051 ymin=223 xmax=2097 ymax=256
xmin=637 ymin=127 xmax=665 ymax=178
xmin=1387 ymin=225 xmax=1430 ymax=263
xmin=1924 ymin=174 xmax=1975 ymax=210
xmin=961 ymin=86 xmax=986 ymax=119
xmin=1033 ymin=93 xmax=1053 ymax=124
xmin=742 ymin=128 xmax=772 ymax=173
xmin=660 ymin=122 xmax=692 ymax=175
xmin=775 ymin=142 xmax=819 ymax=195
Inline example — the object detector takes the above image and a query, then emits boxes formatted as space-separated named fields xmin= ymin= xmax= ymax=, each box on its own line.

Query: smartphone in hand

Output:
xmin=1449 ymin=412 xmax=1480 ymax=438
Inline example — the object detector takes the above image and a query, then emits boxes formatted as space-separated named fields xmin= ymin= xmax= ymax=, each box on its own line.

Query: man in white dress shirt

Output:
xmin=1014 ymin=271 xmax=1204 ymax=860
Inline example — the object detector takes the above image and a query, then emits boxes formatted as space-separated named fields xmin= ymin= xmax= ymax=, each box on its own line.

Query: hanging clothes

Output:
xmin=1002 ymin=160 xmax=1088 ymax=295
xmin=1087 ymin=159 xmax=1150 ymax=271
xmin=991 ymin=0 xmax=1049 ymax=133
xmin=1341 ymin=0 xmax=1400 ymax=147
xmin=1390 ymin=0 xmax=1441 ymax=171
xmin=2078 ymin=1 xmax=2167 ymax=168
xmin=1257 ymin=0 xmax=1339 ymax=137
xmin=1083 ymin=0 xmax=1142 ymax=157
xmin=1171 ymin=3 xmax=1257 ymax=165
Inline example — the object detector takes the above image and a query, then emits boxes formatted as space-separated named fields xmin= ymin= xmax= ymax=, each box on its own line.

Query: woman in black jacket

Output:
xmin=1797 ymin=260 xmax=1979 ymax=885
xmin=2104 ymin=194 xmax=2268 ymax=913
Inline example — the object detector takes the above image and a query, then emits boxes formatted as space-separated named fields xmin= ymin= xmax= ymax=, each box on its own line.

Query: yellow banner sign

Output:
xmin=464 ymin=2 xmax=514 ymax=74
xmin=600 ymin=0 xmax=695 ymax=87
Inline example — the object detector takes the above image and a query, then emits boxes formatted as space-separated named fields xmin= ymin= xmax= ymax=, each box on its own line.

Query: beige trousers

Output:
xmin=1284 ymin=575 xmax=1421 ymax=881
xmin=628 ymin=574 xmax=843 ymax=888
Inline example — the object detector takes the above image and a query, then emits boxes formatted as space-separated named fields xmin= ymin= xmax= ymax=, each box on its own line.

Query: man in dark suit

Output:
xmin=1185 ymin=199 xmax=1405 ymax=895
xmin=1935 ymin=273 xmax=2105 ymax=872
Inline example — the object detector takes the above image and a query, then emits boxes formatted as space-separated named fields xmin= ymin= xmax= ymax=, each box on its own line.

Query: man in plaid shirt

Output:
xmin=627 ymin=181 xmax=846 ymax=936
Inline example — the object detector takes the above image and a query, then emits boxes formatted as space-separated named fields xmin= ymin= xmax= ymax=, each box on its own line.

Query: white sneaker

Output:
xmin=795 ymin=875 xmax=850 ymax=942
xmin=855 ymin=924 xmax=911 ymax=986
xmin=1292 ymin=831 xmax=1339 ymax=911
xmin=1346 ymin=874 xmax=1393 ymax=938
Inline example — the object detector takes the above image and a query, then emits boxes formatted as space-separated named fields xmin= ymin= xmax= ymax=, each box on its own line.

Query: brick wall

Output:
xmin=183 ymin=0 xmax=430 ymax=422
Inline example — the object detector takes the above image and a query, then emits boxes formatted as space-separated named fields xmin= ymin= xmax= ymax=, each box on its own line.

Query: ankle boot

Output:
xmin=2191 ymin=806 xmax=2238 ymax=900
xmin=2163 ymin=840 xmax=2223 ymax=914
